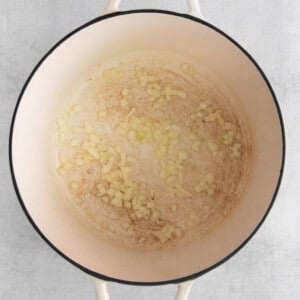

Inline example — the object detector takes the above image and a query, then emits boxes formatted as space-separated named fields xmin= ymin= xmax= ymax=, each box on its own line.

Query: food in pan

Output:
xmin=55 ymin=51 xmax=251 ymax=249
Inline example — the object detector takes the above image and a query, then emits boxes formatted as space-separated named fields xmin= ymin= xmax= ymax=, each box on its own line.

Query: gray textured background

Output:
xmin=0 ymin=0 xmax=299 ymax=299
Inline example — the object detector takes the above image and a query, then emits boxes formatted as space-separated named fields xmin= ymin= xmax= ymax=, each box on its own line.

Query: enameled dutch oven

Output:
xmin=9 ymin=1 xmax=285 ymax=299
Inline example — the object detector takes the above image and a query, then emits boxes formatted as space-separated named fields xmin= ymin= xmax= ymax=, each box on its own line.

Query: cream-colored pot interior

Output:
xmin=11 ymin=12 xmax=283 ymax=283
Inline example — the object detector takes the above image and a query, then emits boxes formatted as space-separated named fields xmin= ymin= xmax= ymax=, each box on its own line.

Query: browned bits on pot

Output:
xmin=54 ymin=52 xmax=251 ymax=249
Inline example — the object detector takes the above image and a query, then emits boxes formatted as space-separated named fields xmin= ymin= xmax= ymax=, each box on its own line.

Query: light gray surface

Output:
xmin=0 ymin=0 xmax=299 ymax=299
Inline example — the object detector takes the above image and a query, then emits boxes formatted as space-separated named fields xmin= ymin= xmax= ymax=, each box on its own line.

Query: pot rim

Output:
xmin=9 ymin=9 xmax=285 ymax=286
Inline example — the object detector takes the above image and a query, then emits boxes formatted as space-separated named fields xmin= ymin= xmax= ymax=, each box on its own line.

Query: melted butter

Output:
xmin=54 ymin=50 xmax=252 ymax=250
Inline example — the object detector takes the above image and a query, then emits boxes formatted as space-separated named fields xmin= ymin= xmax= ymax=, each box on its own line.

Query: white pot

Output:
xmin=9 ymin=1 xmax=284 ymax=299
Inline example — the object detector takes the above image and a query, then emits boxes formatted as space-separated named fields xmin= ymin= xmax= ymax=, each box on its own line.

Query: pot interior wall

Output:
xmin=12 ymin=12 xmax=283 ymax=282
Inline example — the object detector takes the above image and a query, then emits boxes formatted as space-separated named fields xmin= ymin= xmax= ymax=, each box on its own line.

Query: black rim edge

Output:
xmin=9 ymin=9 xmax=286 ymax=286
